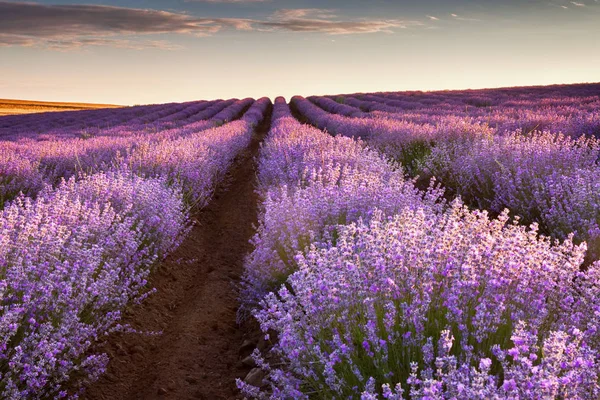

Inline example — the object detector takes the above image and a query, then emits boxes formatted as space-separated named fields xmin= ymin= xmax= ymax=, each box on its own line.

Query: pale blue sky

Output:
xmin=0 ymin=0 xmax=598 ymax=104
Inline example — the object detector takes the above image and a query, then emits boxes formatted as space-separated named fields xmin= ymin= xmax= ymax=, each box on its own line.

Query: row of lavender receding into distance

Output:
xmin=291 ymin=83 xmax=600 ymax=264
xmin=238 ymin=88 xmax=600 ymax=398
xmin=0 ymin=96 xmax=271 ymax=398
xmin=0 ymin=97 xmax=259 ymax=208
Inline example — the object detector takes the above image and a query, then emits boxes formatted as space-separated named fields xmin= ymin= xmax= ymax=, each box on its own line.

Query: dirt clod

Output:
xmin=185 ymin=377 xmax=198 ymax=385
xmin=241 ymin=355 xmax=255 ymax=368
xmin=244 ymin=368 xmax=266 ymax=388
xmin=239 ymin=339 xmax=256 ymax=355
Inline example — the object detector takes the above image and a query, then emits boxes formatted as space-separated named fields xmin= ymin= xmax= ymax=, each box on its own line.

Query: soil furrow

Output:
xmin=84 ymin=106 xmax=271 ymax=400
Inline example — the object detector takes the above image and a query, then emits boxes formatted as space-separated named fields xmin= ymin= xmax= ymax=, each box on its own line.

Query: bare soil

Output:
xmin=83 ymin=107 xmax=271 ymax=400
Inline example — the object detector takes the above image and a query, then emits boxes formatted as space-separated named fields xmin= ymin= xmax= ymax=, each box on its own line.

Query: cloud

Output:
xmin=448 ymin=13 xmax=481 ymax=22
xmin=270 ymin=8 xmax=337 ymax=20
xmin=0 ymin=2 xmax=237 ymax=36
xmin=0 ymin=2 xmax=422 ymax=49
xmin=427 ymin=15 xmax=439 ymax=21
xmin=258 ymin=19 xmax=411 ymax=34
xmin=571 ymin=1 xmax=586 ymax=5
xmin=0 ymin=33 xmax=36 ymax=47
xmin=262 ymin=8 xmax=419 ymax=34
xmin=45 ymin=38 xmax=184 ymax=51
xmin=0 ymin=1 xmax=260 ymax=48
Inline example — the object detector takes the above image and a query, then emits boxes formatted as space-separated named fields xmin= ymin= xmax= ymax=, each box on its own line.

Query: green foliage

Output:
xmin=398 ymin=140 xmax=432 ymax=176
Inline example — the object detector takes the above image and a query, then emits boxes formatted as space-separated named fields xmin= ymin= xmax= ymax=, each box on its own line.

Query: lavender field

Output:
xmin=2 ymin=83 xmax=600 ymax=399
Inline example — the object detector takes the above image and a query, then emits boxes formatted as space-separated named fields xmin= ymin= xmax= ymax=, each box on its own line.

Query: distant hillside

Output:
xmin=0 ymin=99 xmax=123 ymax=116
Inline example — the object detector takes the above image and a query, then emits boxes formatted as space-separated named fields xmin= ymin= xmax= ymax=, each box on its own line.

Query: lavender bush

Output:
xmin=0 ymin=171 xmax=189 ymax=398
xmin=242 ymin=205 xmax=600 ymax=399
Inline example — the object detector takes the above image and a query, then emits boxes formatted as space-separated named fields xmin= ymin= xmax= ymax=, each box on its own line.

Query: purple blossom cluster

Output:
xmin=240 ymin=89 xmax=600 ymax=398
xmin=0 ymin=97 xmax=270 ymax=397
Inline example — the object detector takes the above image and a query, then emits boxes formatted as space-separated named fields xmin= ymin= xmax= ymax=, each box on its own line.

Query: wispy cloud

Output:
xmin=270 ymin=8 xmax=337 ymax=20
xmin=571 ymin=1 xmax=586 ymax=6
xmin=45 ymin=38 xmax=184 ymax=51
xmin=259 ymin=18 xmax=412 ymax=34
xmin=427 ymin=15 xmax=439 ymax=21
xmin=0 ymin=33 xmax=36 ymax=47
xmin=261 ymin=8 xmax=416 ymax=34
xmin=449 ymin=13 xmax=481 ymax=22
xmin=0 ymin=2 xmax=422 ymax=49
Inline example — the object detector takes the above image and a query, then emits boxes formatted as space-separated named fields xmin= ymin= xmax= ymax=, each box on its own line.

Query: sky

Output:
xmin=0 ymin=0 xmax=599 ymax=105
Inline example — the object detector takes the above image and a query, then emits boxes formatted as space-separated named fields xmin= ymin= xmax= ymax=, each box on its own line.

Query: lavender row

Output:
xmin=0 ymin=101 xmax=191 ymax=139
xmin=338 ymin=83 xmax=600 ymax=114
xmin=0 ymin=101 xmax=166 ymax=129
xmin=424 ymin=132 xmax=600 ymax=262
xmin=98 ymin=98 xmax=236 ymax=137
xmin=0 ymin=99 xmax=231 ymax=142
xmin=0 ymin=170 xmax=191 ymax=398
xmin=0 ymin=98 xmax=271 ymax=398
xmin=321 ymin=91 xmax=600 ymax=260
xmin=239 ymin=98 xmax=600 ymax=398
xmin=292 ymin=95 xmax=492 ymax=173
xmin=0 ymin=96 xmax=250 ymax=142
xmin=126 ymin=97 xmax=270 ymax=209
xmin=211 ymin=98 xmax=254 ymax=125
xmin=334 ymin=84 xmax=600 ymax=138
xmin=0 ymin=98 xmax=256 ymax=208
xmin=308 ymin=96 xmax=368 ymax=118
xmin=295 ymin=94 xmax=600 ymax=262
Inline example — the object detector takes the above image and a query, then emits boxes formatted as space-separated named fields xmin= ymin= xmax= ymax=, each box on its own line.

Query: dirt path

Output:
xmin=84 ymin=107 xmax=271 ymax=400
